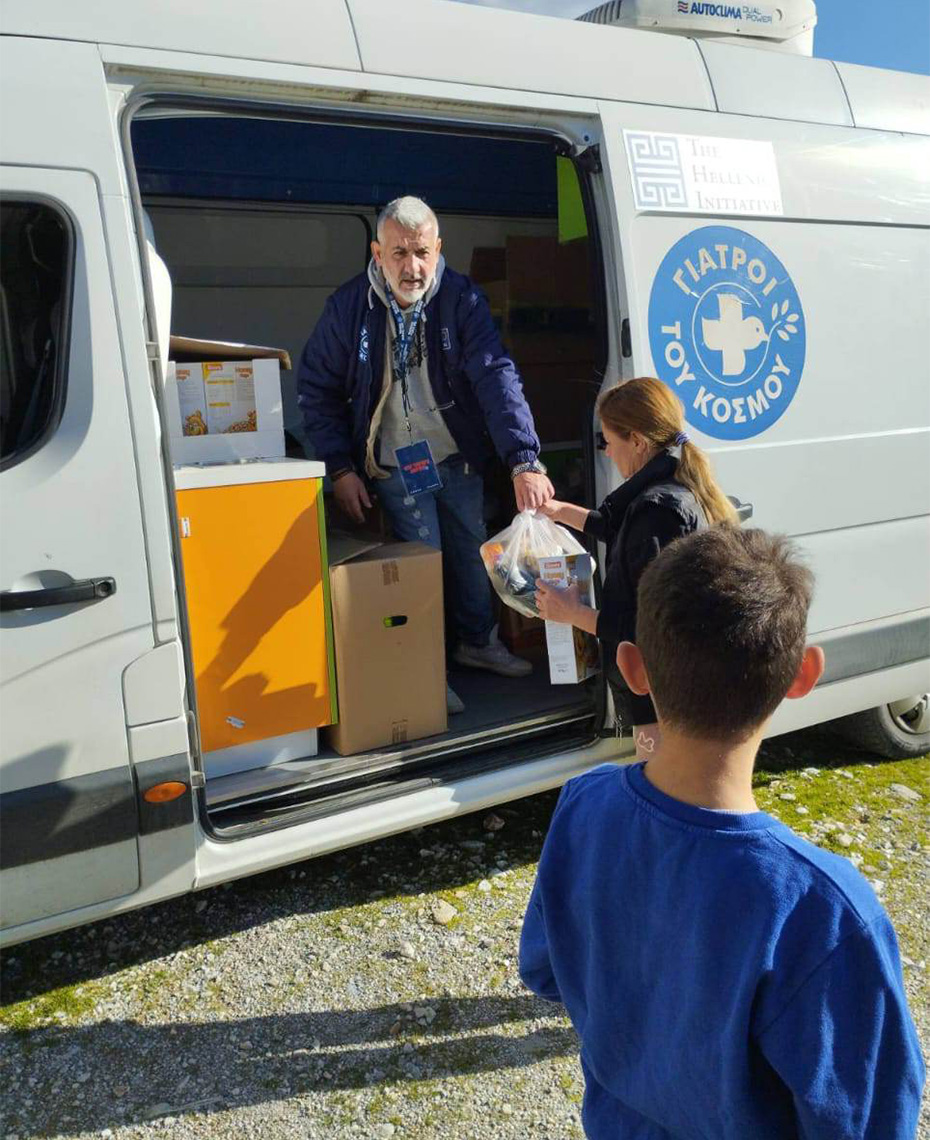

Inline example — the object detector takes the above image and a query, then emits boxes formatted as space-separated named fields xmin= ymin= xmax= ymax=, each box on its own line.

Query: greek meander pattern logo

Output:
xmin=647 ymin=226 xmax=805 ymax=441
xmin=625 ymin=132 xmax=687 ymax=210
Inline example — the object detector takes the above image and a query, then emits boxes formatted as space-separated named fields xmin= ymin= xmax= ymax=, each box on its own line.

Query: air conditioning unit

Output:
xmin=578 ymin=0 xmax=817 ymax=56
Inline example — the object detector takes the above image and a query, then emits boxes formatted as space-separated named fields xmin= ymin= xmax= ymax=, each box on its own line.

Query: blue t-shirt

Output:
xmin=519 ymin=762 xmax=925 ymax=1139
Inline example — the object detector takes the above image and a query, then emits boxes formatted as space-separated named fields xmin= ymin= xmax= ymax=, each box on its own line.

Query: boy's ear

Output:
xmin=617 ymin=641 xmax=651 ymax=696
xmin=785 ymin=646 xmax=825 ymax=700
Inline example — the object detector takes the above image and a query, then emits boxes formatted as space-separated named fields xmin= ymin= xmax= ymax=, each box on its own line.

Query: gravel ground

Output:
xmin=2 ymin=727 xmax=927 ymax=1140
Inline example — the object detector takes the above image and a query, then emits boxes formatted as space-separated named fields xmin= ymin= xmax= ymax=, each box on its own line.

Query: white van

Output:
xmin=1 ymin=0 xmax=928 ymax=947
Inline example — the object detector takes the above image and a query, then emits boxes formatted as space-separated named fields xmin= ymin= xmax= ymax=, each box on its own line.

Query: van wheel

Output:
xmin=835 ymin=695 xmax=930 ymax=760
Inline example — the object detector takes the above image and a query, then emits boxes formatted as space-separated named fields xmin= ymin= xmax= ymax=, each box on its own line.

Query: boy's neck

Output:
xmin=642 ymin=724 xmax=763 ymax=812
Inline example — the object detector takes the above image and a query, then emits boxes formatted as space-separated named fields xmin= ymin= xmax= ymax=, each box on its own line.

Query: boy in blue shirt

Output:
xmin=520 ymin=526 xmax=924 ymax=1139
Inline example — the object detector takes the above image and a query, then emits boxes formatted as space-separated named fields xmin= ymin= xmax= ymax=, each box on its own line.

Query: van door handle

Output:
xmin=0 ymin=577 xmax=117 ymax=611
xmin=727 ymin=496 xmax=754 ymax=523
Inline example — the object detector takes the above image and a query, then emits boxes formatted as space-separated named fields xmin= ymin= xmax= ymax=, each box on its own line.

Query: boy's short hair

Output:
xmin=636 ymin=527 xmax=814 ymax=740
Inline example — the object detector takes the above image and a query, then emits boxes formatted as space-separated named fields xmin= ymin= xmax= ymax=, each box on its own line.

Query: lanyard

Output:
xmin=386 ymin=289 xmax=424 ymax=434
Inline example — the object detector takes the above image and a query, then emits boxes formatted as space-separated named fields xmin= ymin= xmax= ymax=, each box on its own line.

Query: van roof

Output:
xmin=3 ymin=0 xmax=928 ymax=134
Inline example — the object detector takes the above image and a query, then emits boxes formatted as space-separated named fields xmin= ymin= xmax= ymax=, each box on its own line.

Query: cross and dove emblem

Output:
xmin=701 ymin=293 xmax=768 ymax=376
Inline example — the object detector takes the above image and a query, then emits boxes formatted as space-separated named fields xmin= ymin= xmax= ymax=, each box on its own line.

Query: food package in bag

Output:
xmin=480 ymin=510 xmax=586 ymax=618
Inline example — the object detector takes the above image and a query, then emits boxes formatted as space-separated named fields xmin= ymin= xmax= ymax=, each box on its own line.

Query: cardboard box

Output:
xmin=479 ymin=280 xmax=507 ymax=318
xmin=498 ymin=605 xmax=547 ymax=661
xmin=505 ymin=331 xmax=597 ymax=368
xmin=169 ymin=335 xmax=292 ymax=370
xmin=538 ymin=553 xmax=600 ymax=685
xmin=506 ymin=235 xmax=591 ymax=310
xmin=165 ymin=337 xmax=288 ymax=464
xmin=519 ymin=365 xmax=596 ymax=444
xmin=328 ymin=542 xmax=447 ymax=755
xmin=541 ymin=443 xmax=587 ymax=503
xmin=469 ymin=246 xmax=506 ymax=284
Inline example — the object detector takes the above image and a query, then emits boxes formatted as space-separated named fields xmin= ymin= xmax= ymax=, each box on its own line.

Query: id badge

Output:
xmin=395 ymin=439 xmax=443 ymax=496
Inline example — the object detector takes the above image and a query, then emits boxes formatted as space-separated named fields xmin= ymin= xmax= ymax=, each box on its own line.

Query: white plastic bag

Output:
xmin=480 ymin=510 xmax=586 ymax=618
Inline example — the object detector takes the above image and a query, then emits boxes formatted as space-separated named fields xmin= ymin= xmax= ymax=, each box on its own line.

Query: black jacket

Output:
xmin=585 ymin=451 xmax=705 ymax=725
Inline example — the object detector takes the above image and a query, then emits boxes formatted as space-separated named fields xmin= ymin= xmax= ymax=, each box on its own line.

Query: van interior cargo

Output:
xmin=132 ymin=112 xmax=606 ymax=829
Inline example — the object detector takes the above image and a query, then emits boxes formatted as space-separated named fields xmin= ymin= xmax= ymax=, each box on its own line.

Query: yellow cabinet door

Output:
xmin=177 ymin=476 xmax=334 ymax=754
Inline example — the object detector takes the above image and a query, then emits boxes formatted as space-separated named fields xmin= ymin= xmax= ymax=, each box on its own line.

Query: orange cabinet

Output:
xmin=175 ymin=460 xmax=335 ymax=776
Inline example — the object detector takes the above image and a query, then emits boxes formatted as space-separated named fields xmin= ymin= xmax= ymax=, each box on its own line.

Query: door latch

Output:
xmin=728 ymin=496 xmax=754 ymax=524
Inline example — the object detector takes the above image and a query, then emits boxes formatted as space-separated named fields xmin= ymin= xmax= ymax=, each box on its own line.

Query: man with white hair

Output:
xmin=298 ymin=196 xmax=553 ymax=714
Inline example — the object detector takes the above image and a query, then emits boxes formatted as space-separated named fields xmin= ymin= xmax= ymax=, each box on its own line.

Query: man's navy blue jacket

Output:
xmin=296 ymin=266 xmax=540 ymax=476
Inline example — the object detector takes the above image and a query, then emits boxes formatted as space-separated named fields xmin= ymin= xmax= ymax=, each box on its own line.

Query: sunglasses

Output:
xmin=596 ymin=432 xmax=608 ymax=451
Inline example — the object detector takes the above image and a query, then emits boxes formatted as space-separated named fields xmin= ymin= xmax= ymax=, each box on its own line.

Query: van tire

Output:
xmin=835 ymin=696 xmax=930 ymax=760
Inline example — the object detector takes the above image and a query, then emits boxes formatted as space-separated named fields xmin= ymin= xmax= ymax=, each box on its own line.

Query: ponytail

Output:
xmin=597 ymin=377 xmax=737 ymax=526
xmin=676 ymin=440 xmax=737 ymax=526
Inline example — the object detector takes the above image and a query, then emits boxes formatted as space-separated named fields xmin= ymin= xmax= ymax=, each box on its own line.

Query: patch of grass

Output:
xmin=753 ymin=751 xmax=929 ymax=1011
xmin=752 ymin=755 xmax=928 ymax=875
xmin=365 ymin=1088 xmax=391 ymax=1118
xmin=0 ymin=980 xmax=102 ymax=1033
xmin=132 ymin=966 xmax=172 ymax=1011
xmin=203 ymin=979 xmax=228 ymax=1014
xmin=383 ymin=1075 xmax=443 ymax=1104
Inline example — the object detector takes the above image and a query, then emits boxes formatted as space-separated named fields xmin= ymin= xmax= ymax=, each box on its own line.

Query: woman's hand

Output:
xmin=535 ymin=580 xmax=584 ymax=625
xmin=538 ymin=498 xmax=568 ymax=521
xmin=538 ymin=499 xmax=591 ymax=534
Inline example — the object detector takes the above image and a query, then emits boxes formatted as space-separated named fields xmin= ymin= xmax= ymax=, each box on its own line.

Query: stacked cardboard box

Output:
xmin=470 ymin=236 xmax=597 ymax=445
xmin=505 ymin=235 xmax=591 ymax=314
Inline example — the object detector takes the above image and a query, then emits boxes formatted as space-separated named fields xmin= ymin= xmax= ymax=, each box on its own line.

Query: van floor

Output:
xmin=205 ymin=661 xmax=596 ymax=812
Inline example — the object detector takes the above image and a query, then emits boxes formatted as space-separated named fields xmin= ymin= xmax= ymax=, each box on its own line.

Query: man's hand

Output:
xmin=514 ymin=471 xmax=555 ymax=513
xmin=333 ymin=472 xmax=372 ymax=524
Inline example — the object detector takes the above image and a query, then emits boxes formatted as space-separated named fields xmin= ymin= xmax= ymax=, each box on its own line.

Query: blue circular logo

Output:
xmin=648 ymin=226 xmax=805 ymax=441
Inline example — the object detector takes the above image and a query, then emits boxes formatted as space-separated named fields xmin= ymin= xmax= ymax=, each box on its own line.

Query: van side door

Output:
xmin=0 ymin=168 xmax=158 ymax=934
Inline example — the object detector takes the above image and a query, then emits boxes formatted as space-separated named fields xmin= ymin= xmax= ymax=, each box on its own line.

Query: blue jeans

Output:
xmin=374 ymin=455 xmax=495 ymax=648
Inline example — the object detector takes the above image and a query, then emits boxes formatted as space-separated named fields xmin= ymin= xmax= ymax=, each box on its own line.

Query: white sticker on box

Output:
xmin=175 ymin=365 xmax=208 ymax=437
xmin=623 ymin=130 xmax=783 ymax=216
xmin=203 ymin=362 xmax=258 ymax=435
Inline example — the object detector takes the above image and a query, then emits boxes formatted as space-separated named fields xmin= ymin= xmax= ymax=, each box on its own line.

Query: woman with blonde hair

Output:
xmin=536 ymin=377 xmax=736 ymax=758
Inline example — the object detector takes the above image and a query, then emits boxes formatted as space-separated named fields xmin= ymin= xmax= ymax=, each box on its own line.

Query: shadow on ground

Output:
xmin=1 ymin=994 xmax=576 ymax=1136
xmin=1 ymin=724 xmax=875 ymax=1005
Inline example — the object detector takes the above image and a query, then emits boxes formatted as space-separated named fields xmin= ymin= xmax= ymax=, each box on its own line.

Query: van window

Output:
xmin=0 ymin=201 xmax=71 ymax=468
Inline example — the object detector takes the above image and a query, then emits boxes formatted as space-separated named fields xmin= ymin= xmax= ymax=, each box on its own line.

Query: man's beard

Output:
xmin=394 ymin=276 xmax=430 ymax=304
